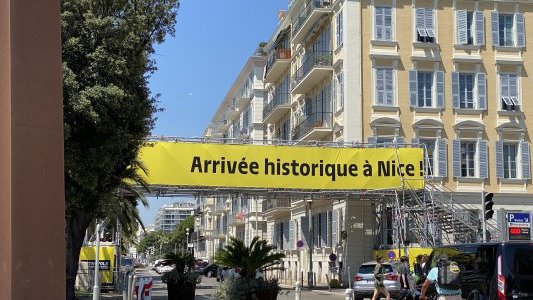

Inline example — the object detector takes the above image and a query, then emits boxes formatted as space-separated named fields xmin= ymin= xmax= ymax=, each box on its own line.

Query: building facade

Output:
xmin=202 ymin=0 xmax=533 ymax=287
xmin=153 ymin=201 xmax=195 ymax=233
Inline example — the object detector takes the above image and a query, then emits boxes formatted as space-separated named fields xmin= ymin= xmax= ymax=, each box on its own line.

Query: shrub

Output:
xmin=329 ymin=278 xmax=341 ymax=288
xmin=214 ymin=277 xmax=280 ymax=300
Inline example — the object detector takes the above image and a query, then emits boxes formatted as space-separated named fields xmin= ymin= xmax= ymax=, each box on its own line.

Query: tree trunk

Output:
xmin=66 ymin=212 xmax=94 ymax=300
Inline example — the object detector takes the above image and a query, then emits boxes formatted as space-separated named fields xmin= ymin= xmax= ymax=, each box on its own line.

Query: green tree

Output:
xmin=61 ymin=0 xmax=179 ymax=298
xmin=215 ymin=237 xmax=285 ymax=279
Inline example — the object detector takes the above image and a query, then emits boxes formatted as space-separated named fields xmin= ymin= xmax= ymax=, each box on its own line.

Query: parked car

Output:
xmin=202 ymin=264 xmax=219 ymax=278
xmin=353 ymin=260 xmax=413 ymax=300
xmin=155 ymin=259 xmax=174 ymax=274
xmin=428 ymin=241 xmax=533 ymax=299
xmin=194 ymin=260 xmax=209 ymax=274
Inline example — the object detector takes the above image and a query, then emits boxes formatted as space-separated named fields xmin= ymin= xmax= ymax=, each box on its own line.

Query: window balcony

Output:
xmin=291 ymin=50 xmax=333 ymax=94
xmin=225 ymin=102 xmax=240 ymax=121
xmin=261 ymin=198 xmax=291 ymax=217
xmin=292 ymin=0 xmax=331 ymax=45
xmin=235 ymin=87 xmax=253 ymax=110
xmin=263 ymin=91 xmax=291 ymax=124
xmin=265 ymin=49 xmax=291 ymax=83
xmin=212 ymin=119 xmax=229 ymax=134
xmin=292 ymin=111 xmax=333 ymax=141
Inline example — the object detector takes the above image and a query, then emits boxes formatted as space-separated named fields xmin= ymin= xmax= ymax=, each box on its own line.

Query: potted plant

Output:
xmin=214 ymin=236 xmax=285 ymax=300
xmin=161 ymin=252 xmax=201 ymax=300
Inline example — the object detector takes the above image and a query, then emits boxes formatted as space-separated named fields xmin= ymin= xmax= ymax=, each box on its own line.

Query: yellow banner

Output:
xmin=79 ymin=246 xmax=115 ymax=284
xmin=137 ymin=142 xmax=425 ymax=190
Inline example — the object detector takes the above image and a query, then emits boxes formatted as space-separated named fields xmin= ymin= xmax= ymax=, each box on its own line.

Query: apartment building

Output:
xmin=198 ymin=52 xmax=268 ymax=260
xmin=153 ymin=201 xmax=195 ymax=233
xmin=204 ymin=0 xmax=533 ymax=287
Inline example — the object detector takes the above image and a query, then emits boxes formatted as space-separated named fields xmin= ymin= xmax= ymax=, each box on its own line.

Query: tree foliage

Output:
xmin=61 ymin=0 xmax=179 ymax=298
xmin=215 ymin=237 xmax=285 ymax=279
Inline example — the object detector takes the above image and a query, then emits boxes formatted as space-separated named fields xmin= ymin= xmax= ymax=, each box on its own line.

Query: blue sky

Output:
xmin=139 ymin=0 xmax=288 ymax=225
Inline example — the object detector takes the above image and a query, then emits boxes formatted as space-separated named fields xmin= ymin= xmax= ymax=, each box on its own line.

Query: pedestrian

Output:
xmin=398 ymin=256 xmax=412 ymax=300
xmin=419 ymin=255 xmax=462 ymax=300
xmin=413 ymin=254 xmax=423 ymax=284
xmin=371 ymin=255 xmax=391 ymax=300
xmin=420 ymin=254 xmax=429 ymax=281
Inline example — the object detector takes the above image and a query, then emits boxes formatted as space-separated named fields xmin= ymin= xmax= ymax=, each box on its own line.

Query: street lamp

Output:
xmin=186 ymin=228 xmax=190 ymax=254
xmin=306 ymin=198 xmax=314 ymax=288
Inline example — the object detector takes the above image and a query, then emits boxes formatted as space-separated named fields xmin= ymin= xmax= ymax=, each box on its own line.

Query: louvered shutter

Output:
xmin=521 ymin=141 xmax=530 ymax=179
xmin=425 ymin=8 xmax=434 ymax=31
xmin=313 ymin=214 xmax=319 ymax=247
xmin=496 ymin=141 xmax=504 ymax=179
xmin=300 ymin=217 xmax=308 ymax=248
xmin=283 ymin=221 xmax=289 ymax=250
xmin=453 ymin=139 xmax=461 ymax=177
xmin=452 ymin=72 xmax=460 ymax=109
xmin=376 ymin=68 xmax=384 ymax=104
xmin=384 ymin=7 xmax=392 ymax=41
xmin=479 ymin=140 xmax=488 ymax=179
xmin=491 ymin=11 xmax=499 ymax=46
xmin=409 ymin=70 xmax=418 ymax=107
xmin=436 ymin=71 xmax=445 ymax=108
xmin=437 ymin=138 xmax=448 ymax=177
xmin=332 ymin=209 xmax=338 ymax=247
xmin=385 ymin=68 xmax=394 ymax=105
xmin=375 ymin=7 xmax=383 ymax=40
xmin=477 ymin=73 xmax=487 ymax=110
xmin=416 ymin=8 xmax=426 ymax=34
xmin=474 ymin=11 xmax=485 ymax=45
xmin=516 ymin=13 xmax=525 ymax=48
xmin=456 ymin=10 xmax=468 ymax=45
xmin=327 ymin=211 xmax=333 ymax=247
xmin=289 ymin=220 xmax=295 ymax=250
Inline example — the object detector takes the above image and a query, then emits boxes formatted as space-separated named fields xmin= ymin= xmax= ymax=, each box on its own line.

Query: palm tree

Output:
xmin=215 ymin=236 xmax=285 ymax=279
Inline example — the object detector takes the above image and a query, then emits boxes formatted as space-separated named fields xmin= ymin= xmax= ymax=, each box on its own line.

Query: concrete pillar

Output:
xmin=0 ymin=0 xmax=65 ymax=299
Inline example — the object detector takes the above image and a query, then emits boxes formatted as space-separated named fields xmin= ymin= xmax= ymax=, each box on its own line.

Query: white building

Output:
xmin=153 ymin=201 xmax=195 ymax=233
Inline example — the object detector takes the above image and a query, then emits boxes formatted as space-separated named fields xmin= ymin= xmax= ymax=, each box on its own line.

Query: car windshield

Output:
xmin=359 ymin=264 xmax=393 ymax=274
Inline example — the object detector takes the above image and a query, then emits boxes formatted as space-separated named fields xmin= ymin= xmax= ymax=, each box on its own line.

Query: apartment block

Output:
xmin=153 ymin=202 xmax=195 ymax=233
xmin=203 ymin=0 xmax=533 ymax=287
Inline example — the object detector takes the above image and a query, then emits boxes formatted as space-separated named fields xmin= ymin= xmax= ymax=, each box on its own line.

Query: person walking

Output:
xmin=398 ymin=256 xmax=412 ymax=300
xmin=419 ymin=255 xmax=462 ymax=300
xmin=371 ymin=255 xmax=391 ymax=300
xmin=413 ymin=254 xmax=423 ymax=283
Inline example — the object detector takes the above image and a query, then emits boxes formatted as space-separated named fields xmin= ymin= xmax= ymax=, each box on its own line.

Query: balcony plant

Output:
xmin=214 ymin=236 xmax=285 ymax=300
xmin=161 ymin=251 xmax=201 ymax=300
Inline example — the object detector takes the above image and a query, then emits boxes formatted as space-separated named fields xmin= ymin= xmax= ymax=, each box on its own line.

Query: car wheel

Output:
xmin=207 ymin=270 xmax=213 ymax=277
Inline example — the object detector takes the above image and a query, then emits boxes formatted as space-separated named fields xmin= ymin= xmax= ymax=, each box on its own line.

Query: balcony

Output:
xmin=228 ymin=211 xmax=246 ymax=226
xmin=235 ymin=86 xmax=253 ymax=110
xmin=213 ymin=119 xmax=229 ymax=134
xmin=265 ymin=49 xmax=291 ymax=83
xmin=262 ymin=198 xmax=291 ymax=217
xmin=263 ymin=91 xmax=291 ymax=124
xmin=292 ymin=111 xmax=333 ymax=141
xmin=291 ymin=51 xmax=333 ymax=94
xmin=292 ymin=0 xmax=331 ymax=45
xmin=225 ymin=103 xmax=240 ymax=122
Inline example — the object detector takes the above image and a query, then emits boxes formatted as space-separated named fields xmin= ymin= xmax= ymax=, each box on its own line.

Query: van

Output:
xmin=428 ymin=241 xmax=533 ymax=299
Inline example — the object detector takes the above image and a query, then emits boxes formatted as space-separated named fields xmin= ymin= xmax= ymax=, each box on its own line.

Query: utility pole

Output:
xmin=307 ymin=199 xmax=314 ymax=288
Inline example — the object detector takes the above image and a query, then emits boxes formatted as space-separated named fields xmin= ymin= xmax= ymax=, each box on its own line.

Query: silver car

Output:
xmin=352 ymin=260 xmax=412 ymax=300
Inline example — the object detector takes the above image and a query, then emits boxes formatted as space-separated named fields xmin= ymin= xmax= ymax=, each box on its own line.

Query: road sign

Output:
xmin=387 ymin=250 xmax=396 ymax=260
xmin=507 ymin=212 xmax=532 ymax=241
xmin=329 ymin=253 xmax=337 ymax=261
xmin=296 ymin=240 xmax=304 ymax=248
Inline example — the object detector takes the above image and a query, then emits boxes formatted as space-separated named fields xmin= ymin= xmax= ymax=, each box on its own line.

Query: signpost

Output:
xmin=507 ymin=212 xmax=532 ymax=241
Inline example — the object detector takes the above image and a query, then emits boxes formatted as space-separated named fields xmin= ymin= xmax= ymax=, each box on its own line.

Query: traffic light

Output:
xmin=484 ymin=193 xmax=494 ymax=220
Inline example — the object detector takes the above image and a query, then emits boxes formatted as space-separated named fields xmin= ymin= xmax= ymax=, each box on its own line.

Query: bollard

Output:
xmin=295 ymin=281 xmax=302 ymax=300
xmin=345 ymin=288 xmax=353 ymax=300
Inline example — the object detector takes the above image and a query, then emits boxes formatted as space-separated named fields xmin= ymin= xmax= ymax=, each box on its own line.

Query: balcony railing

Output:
xmin=263 ymin=91 xmax=290 ymax=121
xmin=291 ymin=51 xmax=332 ymax=92
xmin=292 ymin=0 xmax=331 ymax=44
xmin=291 ymin=111 xmax=332 ymax=140
xmin=266 ymin=49 xmax=291 ymax=72
xmin=262 ymin=198 xmax=291 ymax=213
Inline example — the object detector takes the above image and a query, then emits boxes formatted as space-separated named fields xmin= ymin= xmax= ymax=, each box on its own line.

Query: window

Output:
xmin=503 ymin=143 xmax=518 ymax=179
xmin=452 ymin=72 xmax=486 ymax=110
xmin=453 ymin=139 xmax=488 ymax=179
xmin=461 ymin=142 xmax=476 ymax=177
xmin=420 ymin=139 xmax=436 ymax=175
xmin=375 ymin=6 xmax=392 ymax=41
xmin=491 ymin=12 xmax=525 ymax=47
xmin=334 ymin=72 xmax=344 ymax=112
xmin=500 ymin=74 xmax=519 ymax=111
xmin=410 ymin=70 xmax=444 ymax=108
xmin=336 ymin=11 xmax=343 ymax=47
xmin=375 ymin=68 xmax=394 ymax=106
xmin=415 ymin=7 xmax=435 ymax=43
xmin=456 ymin=10 xmax=485 ymax=45
xmin=496 ymin=141 xmax=530 ymax=180
xmin=459 ymin=74 xmax=474 ymax=108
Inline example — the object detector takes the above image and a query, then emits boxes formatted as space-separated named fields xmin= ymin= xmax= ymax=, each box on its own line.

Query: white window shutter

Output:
xmin=425 ymin=8 xmax=434 ymax=31
xmin=452 ymin=72 xmax=460 ymax=109
xmin=300 ymin=217 xmax=308 ymax=248
xmin=456 ymin=10 xmax=468 ymax=45
xmin=436 ymin=71 xmax=445 ymax=108
xmin=386 ymin=69 xmax=394 ymax=105
xmin=375 ymin=7 xmax=383 ymax=40
xmin=474 ymin=11 xmax=485 ymax=45
xmin=453 ymin=139 xmax=461 ymax=177
xmin=327 ymin=210 xmax=332 ymax=247
xmin=496 ymin=141 xmax=504 ymax=179
xmin=312 ymin=214 xmax=318 ymax=247
xmin=320 ymin=212 xmax=327 ymax=247
xmin=409 ymin=70 xmax=418 ymax=107
xmin=283 ymin=221 xmax=289 ymax=250
xmin=332 ymin=209 xmax=338 ymax=247
xmin=289 ymin=220 xmax=295 ymax=250
xmin=376 ymin=68 xmax=384 ymax=104
xmin=516 ymin=12 xmax=525 ymax=48
xmin=521 ymin=141 xmax=531 ymax=179
xmin=491 ymin=11 xmax=499 ymax=46
xmin=437 ymin=138 xmax=448 ymax=177
xmin=416 ymin=8 xmax=426 ymax=32
xmin=477 ymin=73 xmax=487 ymax=110
xmin=384 ymin=8 xmax=392 ymax=41
xmin=479 ymin=140 xmax=488 ymax=179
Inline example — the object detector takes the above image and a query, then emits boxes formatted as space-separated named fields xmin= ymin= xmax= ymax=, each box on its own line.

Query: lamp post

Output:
xmin=307 ymin=198 xmax=314 ymax=288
